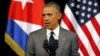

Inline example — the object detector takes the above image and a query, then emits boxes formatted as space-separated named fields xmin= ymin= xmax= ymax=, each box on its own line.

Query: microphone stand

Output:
xmin=49 ymin=49 xmax=56 ymax=56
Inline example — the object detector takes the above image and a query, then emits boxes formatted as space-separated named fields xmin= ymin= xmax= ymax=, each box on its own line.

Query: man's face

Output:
xmin=42 ymin=6 xmax=61 ymax=30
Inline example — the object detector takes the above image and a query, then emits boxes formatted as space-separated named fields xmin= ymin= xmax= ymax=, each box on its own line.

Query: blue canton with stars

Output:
xmin=68 ymin=0 xmax=100 ymax=26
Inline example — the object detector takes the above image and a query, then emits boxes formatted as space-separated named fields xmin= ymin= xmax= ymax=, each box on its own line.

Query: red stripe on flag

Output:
xmin=78 ymin=38 xmax=89 ymax=56
xmin=91 ymin=17 xmax=100 ymax=37
xmin=62 ymin=13 xmax=75 ymax=32
xmin=82 ymin=25 xmax=100 ymax=55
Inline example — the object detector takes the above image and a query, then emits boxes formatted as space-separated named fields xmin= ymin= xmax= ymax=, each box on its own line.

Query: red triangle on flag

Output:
xmin=8 ymin=0 xmax=44 ymax=26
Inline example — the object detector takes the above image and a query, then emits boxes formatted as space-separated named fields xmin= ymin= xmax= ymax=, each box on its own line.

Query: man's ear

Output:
xmin=58 ymin=13 xmax=62 ymax=20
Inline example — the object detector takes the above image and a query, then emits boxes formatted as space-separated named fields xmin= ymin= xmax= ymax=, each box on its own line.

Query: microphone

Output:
xmin=53 ymin=40 xmax=58 ymax=51
xmin=43 ymin=39 xmax=49 ymax=53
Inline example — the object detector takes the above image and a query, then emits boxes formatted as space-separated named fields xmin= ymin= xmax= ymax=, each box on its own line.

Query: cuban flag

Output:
xmin=5 ymin=0 xmax=44 ymax=56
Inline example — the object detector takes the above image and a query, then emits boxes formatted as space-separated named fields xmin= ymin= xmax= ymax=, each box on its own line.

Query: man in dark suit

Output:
xmin=25 ymin=2 xmax=80 ymax=56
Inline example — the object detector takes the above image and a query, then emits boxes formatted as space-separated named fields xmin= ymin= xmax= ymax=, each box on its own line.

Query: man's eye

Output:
xmin=47 ymin=13 xmax=52 ymax=16
xmin=42 ymin=13 xmax=53 ymax=16
xmin=42 ymin=14 xmax=45 ymax=16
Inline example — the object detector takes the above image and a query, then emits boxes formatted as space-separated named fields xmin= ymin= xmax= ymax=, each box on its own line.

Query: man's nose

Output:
xmin=44 ymin=15 xmax=49 ymax=21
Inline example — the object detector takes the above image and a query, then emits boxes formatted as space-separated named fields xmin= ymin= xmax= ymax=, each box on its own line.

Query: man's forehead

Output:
xmin=43 ymin=7 xmax=58 ymax=12
xmin=44 ymin=6 xmax=55 ymax=10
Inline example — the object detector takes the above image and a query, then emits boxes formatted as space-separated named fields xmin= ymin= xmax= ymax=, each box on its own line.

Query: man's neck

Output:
xmin=50 ymin=24 xmax=59 ymax=31
xmin=47 ymin=25 xmax=59 ymax=31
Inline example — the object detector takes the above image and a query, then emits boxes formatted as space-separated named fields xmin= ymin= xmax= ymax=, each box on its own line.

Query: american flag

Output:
xmin=61 ymin=0 xmax=100 ymax=56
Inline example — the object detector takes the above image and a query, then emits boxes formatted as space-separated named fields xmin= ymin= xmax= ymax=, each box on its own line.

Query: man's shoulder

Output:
xmin=61 ymin=27 xmax=78 ymax=40
xmin=60 ymin=27 xmax=77 ymax=35
xmin=29 ymin=28 xmax=45 ymax=35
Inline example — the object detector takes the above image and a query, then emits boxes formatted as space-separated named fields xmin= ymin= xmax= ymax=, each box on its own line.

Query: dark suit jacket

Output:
xmin=25 ymin=27 xmax=80 ymax=56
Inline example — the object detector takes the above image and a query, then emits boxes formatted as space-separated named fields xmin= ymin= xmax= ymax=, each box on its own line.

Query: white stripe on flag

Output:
xmin=95 ymin=13 xmax=100 ymax=26
xmin=14 ymin=19 xmax=42 ymax=34
xmin=60 ymin=19 xmax=69 ymax=30
xmin=64 ymin=4 xmax=95 ymax=56
xmin=86 ymin=20 xmax=100 ymax=50
xmin=78 ymin=49 xmax=83 ymax=56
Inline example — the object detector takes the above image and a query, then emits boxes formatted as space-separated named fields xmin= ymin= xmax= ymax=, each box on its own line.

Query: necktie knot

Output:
xmin=51 ymin=31 xmax=54 ymax=35
xmin=50 ymin=31 xmax=54 ymax=40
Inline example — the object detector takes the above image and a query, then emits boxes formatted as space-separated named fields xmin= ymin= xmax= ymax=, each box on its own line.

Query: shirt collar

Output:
xmin=47 ymin=25 xmax=60 ymax=37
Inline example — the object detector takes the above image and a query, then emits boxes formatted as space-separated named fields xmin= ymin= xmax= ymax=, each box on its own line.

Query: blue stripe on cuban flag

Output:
xmin=6 ymin=19 xmax=28 ymax=51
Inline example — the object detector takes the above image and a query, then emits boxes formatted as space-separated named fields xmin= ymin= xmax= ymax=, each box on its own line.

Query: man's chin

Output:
xmin=45 ymin=27 xmax=50 ymax=29
xmin=45 ymin=26 xmax=52 ymax=30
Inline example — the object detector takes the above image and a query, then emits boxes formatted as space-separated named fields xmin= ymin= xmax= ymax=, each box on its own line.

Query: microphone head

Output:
xmin=43 ymin=39 xmax=49 ymax=49
xmin=53 ymin=40 xmax=58 ymax=50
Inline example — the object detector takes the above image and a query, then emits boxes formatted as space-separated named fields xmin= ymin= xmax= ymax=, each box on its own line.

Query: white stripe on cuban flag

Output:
xmin=14 ymin=19 xmax=42 ymax=35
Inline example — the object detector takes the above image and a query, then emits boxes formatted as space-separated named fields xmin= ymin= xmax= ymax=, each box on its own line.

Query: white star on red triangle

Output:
xmin=14 ymin=0 xmax=33 ymax=9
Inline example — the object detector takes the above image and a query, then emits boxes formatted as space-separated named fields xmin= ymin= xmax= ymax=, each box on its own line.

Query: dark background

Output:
xmin=0 ymin=0 xmax=67 ymax=56
xmin=0 ymin=0 xmax=100 ymax=56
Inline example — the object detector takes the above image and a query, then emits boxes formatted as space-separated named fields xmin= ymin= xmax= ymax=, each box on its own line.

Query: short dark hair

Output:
xmin=44 ymin=2 xmax=61 ymax=13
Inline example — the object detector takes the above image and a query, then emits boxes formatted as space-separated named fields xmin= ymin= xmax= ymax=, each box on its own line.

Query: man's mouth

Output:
xmin=45 ymin=22 xmax=50 ymax=26
xmin=45 ymin=22 xmax=49 ymax=24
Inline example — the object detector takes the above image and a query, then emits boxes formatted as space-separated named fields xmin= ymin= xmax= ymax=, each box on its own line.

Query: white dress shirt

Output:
xmin=46 ymin=25 xmax=60 ymax=41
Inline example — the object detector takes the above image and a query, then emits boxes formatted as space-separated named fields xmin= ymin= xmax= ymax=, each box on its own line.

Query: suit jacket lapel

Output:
xmin=39 ymin=28 xmax=47 ymax=44
xmin=56 ymin=27 xmax=66 ymax=56
xmin=38 ymin=28 xmax=49 ymax=55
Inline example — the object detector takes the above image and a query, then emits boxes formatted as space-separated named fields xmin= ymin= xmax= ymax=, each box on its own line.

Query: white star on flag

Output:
xmin=14 ymin=0 xmax=33 ymax=9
